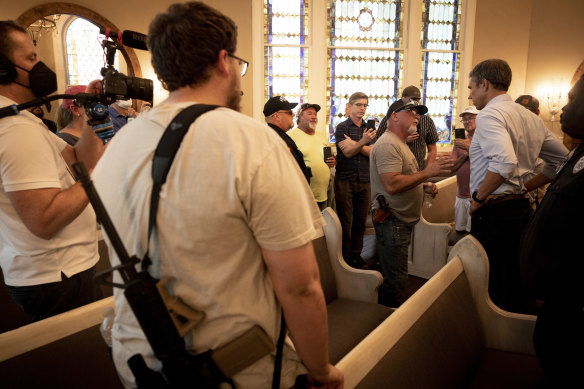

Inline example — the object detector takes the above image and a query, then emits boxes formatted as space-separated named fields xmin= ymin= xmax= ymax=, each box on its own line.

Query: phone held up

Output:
xmin=366 ymin=119 xmax=376 ymax=131
xmin=454 ymin=128 xmax=466 ymax=139
xmin=323 ymin=146 xmax=333 ymax=162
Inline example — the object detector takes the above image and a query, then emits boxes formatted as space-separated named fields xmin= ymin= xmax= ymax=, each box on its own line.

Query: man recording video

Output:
xmin=0 ymin=21 xmax=105 ymax=321
xmin=91 ymin=3 xmax=342 ymax=388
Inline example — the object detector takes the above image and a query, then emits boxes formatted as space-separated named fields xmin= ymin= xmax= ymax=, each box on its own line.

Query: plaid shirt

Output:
xmin=376 ymin=114 xmax=439 ymax=170
xmin=334 ymin=118 xmax=373 ymax=182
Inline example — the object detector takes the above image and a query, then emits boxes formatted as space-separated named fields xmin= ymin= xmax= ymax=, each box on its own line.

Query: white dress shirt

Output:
xmin=469 ymin=94 xmax=567 ymax=195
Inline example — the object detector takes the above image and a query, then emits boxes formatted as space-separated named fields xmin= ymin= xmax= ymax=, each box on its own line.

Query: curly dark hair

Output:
xmin=147 ymin=2 xmax=238 ymax=91
xmin=469 ymin=59 xmax=512 ymax=91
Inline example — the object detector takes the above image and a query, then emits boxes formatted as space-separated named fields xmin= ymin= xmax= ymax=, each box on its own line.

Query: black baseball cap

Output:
xmin=263 ymin=96 xmax=298 ymax=117
xmin=515 ymin=95 xmax=540 ymax=113
xmin=297 ymin=103 xmax=321 ymax=116
xmin=387 ymin=97 xmax=428 ymax=116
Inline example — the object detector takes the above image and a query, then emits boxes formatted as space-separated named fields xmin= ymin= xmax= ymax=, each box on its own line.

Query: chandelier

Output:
xmin=27 ymin=15 xmax=61 ymax=46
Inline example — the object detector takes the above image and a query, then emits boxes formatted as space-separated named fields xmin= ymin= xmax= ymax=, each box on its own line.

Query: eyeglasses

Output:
xmin=462 ymin=117 xmax=476 ymax=123
xmin=410 ymin=97 xmax=421 ymax=102
xmin=276 ymin=110 xmax=293 ymax=116
xmin=228 ymin=53 xmax=249 ymax=76
xmin=353 ymin=103 xmax=368 ymax=108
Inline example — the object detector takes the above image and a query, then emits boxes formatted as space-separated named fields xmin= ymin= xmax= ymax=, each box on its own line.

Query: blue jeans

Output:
xmin=373 ymin=215 xmax=415 ymax=307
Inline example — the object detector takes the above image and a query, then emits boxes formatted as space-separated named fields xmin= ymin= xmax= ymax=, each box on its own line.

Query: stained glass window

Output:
xmin=264 ymin=1 xmax=309 ymax=103
xmin=65 ymin=17 xmax=119 ymax=86
xmin=421 ymin=0 xmax=462 ymax=144
xmin=328 ymin=1 xmax=403 ymax=140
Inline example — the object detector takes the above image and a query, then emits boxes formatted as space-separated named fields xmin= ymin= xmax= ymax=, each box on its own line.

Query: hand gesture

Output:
xmin=425 ymin=155 xmax=454 ymax=177
xmin=338 ymin=134 xmax=356 ymax=151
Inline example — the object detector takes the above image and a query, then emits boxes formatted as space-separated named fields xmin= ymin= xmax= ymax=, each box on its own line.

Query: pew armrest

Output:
xmin=322 ymin=208 xmax=383 ymax=303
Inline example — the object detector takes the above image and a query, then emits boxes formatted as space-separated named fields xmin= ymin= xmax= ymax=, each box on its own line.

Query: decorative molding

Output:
xmin=17 ymin=2 xmax=142 ymax=78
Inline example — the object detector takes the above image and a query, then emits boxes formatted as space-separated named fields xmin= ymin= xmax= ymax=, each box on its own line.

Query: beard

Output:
xmin=308 ymin=121 xmax=317 ymax=131
xmin=225 ymin=75 xmax=242 ymax=112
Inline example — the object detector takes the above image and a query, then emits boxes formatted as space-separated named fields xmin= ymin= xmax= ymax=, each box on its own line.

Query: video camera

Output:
xmin=76 ymin=32 xmax=153 ymax=143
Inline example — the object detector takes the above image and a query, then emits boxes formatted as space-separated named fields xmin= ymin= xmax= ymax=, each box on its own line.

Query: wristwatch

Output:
xmin=472 ymin=190 xmax=486 ymax=204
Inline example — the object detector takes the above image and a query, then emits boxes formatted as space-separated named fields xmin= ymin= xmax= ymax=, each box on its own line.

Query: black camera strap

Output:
xmin=144 ymin=104 xmax=287 ymax=387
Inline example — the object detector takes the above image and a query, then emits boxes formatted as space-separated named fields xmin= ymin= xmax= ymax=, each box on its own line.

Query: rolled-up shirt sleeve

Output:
xmin=476 ymin=114 xmax=517 ymax=178
xmin=539 ymin=130 xmax=569 ymax=179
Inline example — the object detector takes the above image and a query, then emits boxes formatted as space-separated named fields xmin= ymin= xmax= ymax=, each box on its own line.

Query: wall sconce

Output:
xmin=546 ymin=91 xmax=564 ymax=122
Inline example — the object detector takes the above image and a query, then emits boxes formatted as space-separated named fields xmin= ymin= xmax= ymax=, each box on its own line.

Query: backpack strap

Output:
xmin=143 ymin=104 xmax=218 ymax=270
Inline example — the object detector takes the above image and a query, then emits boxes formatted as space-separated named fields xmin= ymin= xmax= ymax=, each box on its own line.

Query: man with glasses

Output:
xmin=263 ymin=96 xmax=312 ymax=183
xmin=91 ymin=3 xmax=341 ymax=388
xmin=334 ymin=92 xmax=376 ymax=268
xmin=370 ymin=98 xmax=451 ymax=307
xmin=377 ymin=85 xmax=439 ymax=170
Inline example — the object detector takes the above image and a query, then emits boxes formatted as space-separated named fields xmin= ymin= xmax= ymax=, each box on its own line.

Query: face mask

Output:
xmin=117 ymin=99 xmax=132 ymax=109
xmin=561 ymin=76 xmax=584 ymax=140
xmin=14 ymin=61 xmax=57 ymax=97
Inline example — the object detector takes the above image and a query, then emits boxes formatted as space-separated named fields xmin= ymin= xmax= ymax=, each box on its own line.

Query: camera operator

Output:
xmin=0 ymin=21 xmax=105 ymax=321
xmin=91 ymin=3 xmax=343 ymax=388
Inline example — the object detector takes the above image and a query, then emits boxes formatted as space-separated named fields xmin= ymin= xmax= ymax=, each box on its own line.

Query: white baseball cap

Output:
xmin=459 ymin=106 xmax=479 ymax=116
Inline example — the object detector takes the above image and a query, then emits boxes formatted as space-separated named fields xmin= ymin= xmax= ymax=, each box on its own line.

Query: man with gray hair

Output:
xmin=467 ymin=58 xmax=568 ymax=313
xmin=376 ymin=85 xmax=439 ymax=169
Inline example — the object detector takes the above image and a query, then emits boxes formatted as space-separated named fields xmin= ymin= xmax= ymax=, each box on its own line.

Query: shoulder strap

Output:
xmin=143 ymin=104 xmax=218 ymax=270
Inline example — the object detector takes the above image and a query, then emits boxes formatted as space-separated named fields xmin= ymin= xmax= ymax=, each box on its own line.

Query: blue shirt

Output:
xmin=109 ymin=106 xmax=128 ymax=134
xmin=334 ymin=117 xmax=372 ymax=182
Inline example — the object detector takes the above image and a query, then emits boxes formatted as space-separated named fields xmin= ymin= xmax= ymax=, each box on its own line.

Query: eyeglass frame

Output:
xmin=228 ymin=53 xmax=249 ymax=77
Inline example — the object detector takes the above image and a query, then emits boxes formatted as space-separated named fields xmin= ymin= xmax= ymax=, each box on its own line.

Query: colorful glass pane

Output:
xmin=421 ymin=0 xmax=461 ymax=144
xmin=265 ymin=0 xmax=308 ymax=103
xmin=65 ymin=18 xmax=119 ymax=86
xmin=328 ymin=1 xmax=403 ymax=140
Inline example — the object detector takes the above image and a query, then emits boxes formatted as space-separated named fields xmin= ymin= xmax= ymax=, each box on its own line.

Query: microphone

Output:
xmin=99 ymin=28 xmax=148 ymax=51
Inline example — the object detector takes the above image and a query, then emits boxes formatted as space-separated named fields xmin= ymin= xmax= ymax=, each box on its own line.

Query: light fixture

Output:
xmin=27 ymin=15 xmax=61 ymax=46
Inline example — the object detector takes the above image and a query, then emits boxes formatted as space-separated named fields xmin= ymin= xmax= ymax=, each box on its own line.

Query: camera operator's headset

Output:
xmin=0 ymin=53 xmax=18 ymax=84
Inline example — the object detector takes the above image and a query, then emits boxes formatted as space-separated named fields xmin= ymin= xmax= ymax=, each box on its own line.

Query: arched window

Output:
xmin=64 ymin=17 xmax=119 ymax=86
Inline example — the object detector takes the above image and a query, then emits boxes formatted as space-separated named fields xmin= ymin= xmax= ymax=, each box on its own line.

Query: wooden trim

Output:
xmin=0 ymin=296 xmax=114 ymax=362
xmin=16 ymin=3 xmax=142 ymax=77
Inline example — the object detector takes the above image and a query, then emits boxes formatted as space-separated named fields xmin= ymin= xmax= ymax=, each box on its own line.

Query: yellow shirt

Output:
xmin=288 ymin=127 xmax=331 ymax=202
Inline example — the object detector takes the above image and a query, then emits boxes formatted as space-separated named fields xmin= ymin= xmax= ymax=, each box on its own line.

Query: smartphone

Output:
xmin=366 ymin=119 xmax=376 ymax=130
xmin=454 ymin=128 xmax=466 ymax=139
xmin=323 ymin=146 xmax=333 ymax=162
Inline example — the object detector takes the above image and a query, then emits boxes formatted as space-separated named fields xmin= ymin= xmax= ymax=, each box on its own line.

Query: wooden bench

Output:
xmin=336 ymin=235 xmax=545 ymax=388
xmin=318 ymin=207 xmax=394 ymax=363
xmin=0 ymin=296 xmax=123 ymax=388
xmin=408 ymin=175 xmax=457 ymax=278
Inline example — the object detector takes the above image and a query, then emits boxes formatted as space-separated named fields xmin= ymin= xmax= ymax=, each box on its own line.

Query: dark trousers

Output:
xmin=333 ymin=178 xmax=371 ymax=260
xmin=533 ymin=298 xmax=584 ymax=386
xmin=7 ymin=266 xmax=101 ymax=322
xmin=373 ymin=216 xmax=414 ymax=307
xmin=471 ymin=197 xmax=532 ymax=313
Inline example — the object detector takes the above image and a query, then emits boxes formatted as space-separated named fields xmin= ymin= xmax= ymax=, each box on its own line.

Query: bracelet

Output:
xmin=472 ymin=190 xmax=486 ymax=204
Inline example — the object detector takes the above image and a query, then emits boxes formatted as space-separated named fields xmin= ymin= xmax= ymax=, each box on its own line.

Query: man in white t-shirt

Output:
xmin=289 ymin=103 xmax=336 ymax=210
xmin=0 ymin=21 xmax=104 ymax=321
xmin=91 ymin=3 xmax=343 ymax=388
